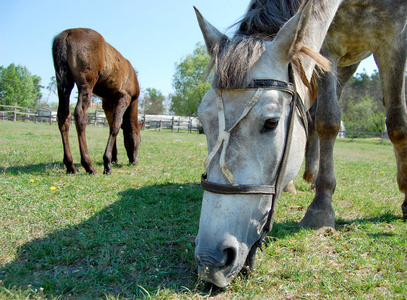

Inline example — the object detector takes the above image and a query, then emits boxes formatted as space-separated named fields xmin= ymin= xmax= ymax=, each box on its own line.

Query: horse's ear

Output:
xmin=270 ymin=0 xmax=314 ymax=62
xmin=271 ymin=0 xmax=337 ymax=80
xmin=194 ymin=6 xmax=229 ymax=56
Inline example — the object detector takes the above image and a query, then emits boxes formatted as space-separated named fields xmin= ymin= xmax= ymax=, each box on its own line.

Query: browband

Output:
xmin=201 ymin=173 xmax=276 ymax=195
xmin=249 ymin=79 xmax=295 ymax=93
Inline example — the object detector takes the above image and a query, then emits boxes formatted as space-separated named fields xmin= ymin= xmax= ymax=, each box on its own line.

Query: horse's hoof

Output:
xmin=401 ymin=202 xmax=407 ymax=221
xmin=299 ymin=207 xmax=335 ymax=229
xmin=302 ymin=172 xmax=315 ymax=184
xmin=283 ymin=181 xmax=297 ymax=194
xmin=129 ymin=160 xmax=138 ymax=166
xmin=103 ymin=169 xmax=112 ymax=175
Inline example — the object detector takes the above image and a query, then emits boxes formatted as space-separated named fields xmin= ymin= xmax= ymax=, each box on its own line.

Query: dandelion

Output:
xmin=30 ymin=179 xmax=35 ymax=183
xmin=35 ymin=178 xmax=40 ymax=181
xmin=118 ymin=170 xmax=122 ymax=173
xmin=50 ymin=186 xmax=57 ymax=191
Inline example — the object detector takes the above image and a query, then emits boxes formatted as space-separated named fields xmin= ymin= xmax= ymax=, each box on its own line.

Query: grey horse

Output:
xmin=194 ymin=0 xmax=407 ymax=288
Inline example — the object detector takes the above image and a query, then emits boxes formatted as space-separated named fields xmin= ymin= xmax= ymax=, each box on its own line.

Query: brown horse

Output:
xmin=52 ymin=28 xmax=142 ymax=175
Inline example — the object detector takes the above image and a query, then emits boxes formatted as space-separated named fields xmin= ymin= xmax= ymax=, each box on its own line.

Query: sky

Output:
xmin=0 ymin=0 xmax=378 ymax=104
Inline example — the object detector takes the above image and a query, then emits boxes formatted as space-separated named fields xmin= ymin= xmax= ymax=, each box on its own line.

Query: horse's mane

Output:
xmin=211 ymin=0 xmax=329 ymax=98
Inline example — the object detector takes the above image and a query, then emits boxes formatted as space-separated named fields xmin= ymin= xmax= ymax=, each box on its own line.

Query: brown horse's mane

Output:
xmin=210 ymin=0 xmax=329 ymax=100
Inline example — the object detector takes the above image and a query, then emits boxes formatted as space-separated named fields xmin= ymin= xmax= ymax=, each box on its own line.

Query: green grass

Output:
xmin=0 ymin=121 xmax=406 ymax=299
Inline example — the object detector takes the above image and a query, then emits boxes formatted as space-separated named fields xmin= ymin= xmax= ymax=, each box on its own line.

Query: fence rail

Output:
xmin=1 ymin=104 xmax=389 ymax=138
xmin=0 ymin=104 xmax=202 ymax=133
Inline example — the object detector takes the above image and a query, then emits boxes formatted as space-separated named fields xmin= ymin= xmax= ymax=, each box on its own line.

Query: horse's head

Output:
xmin=194 ymin=0 xmax=333 ymax=288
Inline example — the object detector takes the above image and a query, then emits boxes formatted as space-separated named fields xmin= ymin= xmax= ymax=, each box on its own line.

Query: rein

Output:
xmin=200 ymin=65 xmax=309 ymax=250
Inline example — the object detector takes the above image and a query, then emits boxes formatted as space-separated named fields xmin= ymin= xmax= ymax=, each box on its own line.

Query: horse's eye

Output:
xmin=262 ymin=118 xmax=279 ymax=132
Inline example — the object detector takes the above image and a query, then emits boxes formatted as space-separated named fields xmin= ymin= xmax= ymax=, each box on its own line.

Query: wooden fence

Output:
xmin=0 ymin=104 xmax=389 ymax=138
xmin=0 ymin=104 xmax=202 ymax=133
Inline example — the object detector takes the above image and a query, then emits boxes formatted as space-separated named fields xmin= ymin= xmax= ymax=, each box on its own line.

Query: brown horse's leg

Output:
xmin=56 ymin=79 xmax=76 ymax=174
xmin=122 ymin=100 xmax=141 ymax=166
xmin=112 ymin=140 xmax=118 ymax=164
xmin=101 ymin=100 xmax=118 ymax=164
xmin=375 ymin=41 xmax=407 ymax=220
xmin=103 ymin=96 xmax=130 ymax=174
xmin=74 ymin=85 xmax=96 ymax=174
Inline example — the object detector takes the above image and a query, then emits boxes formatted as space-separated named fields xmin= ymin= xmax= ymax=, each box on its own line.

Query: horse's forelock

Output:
xmin=211 ymin=0 xmax=306 ymax=90
xmin=212 ymin=36 xmax=266 ymax=89
xmin=210 ymin=0 xmax=328 ymax=98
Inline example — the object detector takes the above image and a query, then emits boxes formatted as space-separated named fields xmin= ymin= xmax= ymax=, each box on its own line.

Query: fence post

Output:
xmin=94 ymin=110 xmax=98 ymax=126
xmin=178 ymin=118 xmax=180 ymax=133
xmin=13 ymin=102 xmax=17 ymax=122
xmin=143 ymin=115 xmax=146 ymax=130
xmin=159 ymin=119 xmax=162 ymax=132
xmin=49 ymin=111 xmax=52 ymax=125
xmin=172 ymin=117 xmax=175 ymax=132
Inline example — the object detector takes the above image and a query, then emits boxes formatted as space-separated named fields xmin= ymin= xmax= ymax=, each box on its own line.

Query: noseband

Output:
xmin=200 ymin=65 xmax=309 ymax=245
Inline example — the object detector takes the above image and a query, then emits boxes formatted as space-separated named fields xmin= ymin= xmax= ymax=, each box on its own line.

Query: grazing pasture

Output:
xmin=0 ymin=121 xmax=405 ymax=299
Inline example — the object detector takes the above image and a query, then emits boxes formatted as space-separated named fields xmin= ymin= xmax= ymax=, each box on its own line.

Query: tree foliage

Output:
xmin=340 ymin=70 xmax=386 ymax=132
xmin=0 ymin=63 xmax=42 ymax=108
xmin=170 ymin=43 xmax=212 ymax=116
xmin=141 ymin=87 xmax=165 ymax=115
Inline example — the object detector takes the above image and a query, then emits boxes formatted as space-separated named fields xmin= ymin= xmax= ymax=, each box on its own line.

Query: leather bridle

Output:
xmin=200 ymin=65 xmax=309 ymax=251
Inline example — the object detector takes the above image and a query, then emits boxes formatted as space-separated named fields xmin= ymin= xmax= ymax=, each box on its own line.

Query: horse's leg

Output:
xmin=101 ymin=100 xmax=118 ymax=164
xmin=303 ymin=100 xmax=319 ymax=187
xmin=103 ymin=96 xmax=130 ymax=174
xmin=74 ymin=84 xmax=96 ymax=174
xmin=374 ymin=41 xmax=407 ymax=220
xmin=122 ymin=100 xmax=141 ymax=165
xmin=299 ymin=57 xmax=340 ymax=228
xmin=56 ymin=78 xmax=76 ymax=173
xmin=303 ymin=63 xmax=360 ymax=188
xmin=112 ymin=140 xmax=118 ymax=164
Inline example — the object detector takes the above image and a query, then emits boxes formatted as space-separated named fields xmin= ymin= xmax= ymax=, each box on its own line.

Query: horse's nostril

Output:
xmin=223 ymin=247 xmax=237 ymax=267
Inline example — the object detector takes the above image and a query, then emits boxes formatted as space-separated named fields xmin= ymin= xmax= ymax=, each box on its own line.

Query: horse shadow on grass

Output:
xmin=0 ymin=162 xmax=67 ymax=175
xmin=0 ymin=181 xmax=403 ymax=299
xmin=1 ymin=161 xmax=128 ymax=176
xmin=0 ymin=183 xmax=203 ymax=299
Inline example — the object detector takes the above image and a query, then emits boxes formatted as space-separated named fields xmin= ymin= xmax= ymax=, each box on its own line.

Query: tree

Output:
xmin=170 ymin=43 xmax=212 ymax=116
xmin=340 ymin=70 xmax=386 ymax=133
xmin=141 ymin=87 xmax=165 ymax=115
xmin=0 ymin=63 xmax=42 ymax=108
xmin=342 ymin=94 xmax=385 ymax=132
xmin=45 ymin=76 xmax=57 ymax=104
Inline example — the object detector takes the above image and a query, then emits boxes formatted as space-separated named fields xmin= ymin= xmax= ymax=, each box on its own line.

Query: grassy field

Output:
xmin=0 ymin=121 xmax=405 ymax=299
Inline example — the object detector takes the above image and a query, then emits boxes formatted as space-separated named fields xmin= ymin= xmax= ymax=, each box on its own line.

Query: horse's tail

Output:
xmin=52 ymin=31 xmax=72 ymax=95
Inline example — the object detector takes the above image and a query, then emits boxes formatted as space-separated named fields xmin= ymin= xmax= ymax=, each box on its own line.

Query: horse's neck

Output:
xmin=299 ymin=0 xmax=343 ymax=80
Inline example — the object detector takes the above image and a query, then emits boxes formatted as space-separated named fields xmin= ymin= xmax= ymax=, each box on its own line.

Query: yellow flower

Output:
xmin=50 ymin=186 xmax=57 ymax=191
xmin=35 ymin=178 xmax=40 ymax=181
xmin=30 ymin=179 xmax=35 ymax=183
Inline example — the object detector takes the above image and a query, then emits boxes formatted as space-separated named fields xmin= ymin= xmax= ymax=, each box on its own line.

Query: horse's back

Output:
xmin=53 ymin=28 xmax=139 ymax=99
xmin=95 ymin=43 xmax=139 ymax=100
xmin=327 ymin=0 xmax=407 ymax=67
